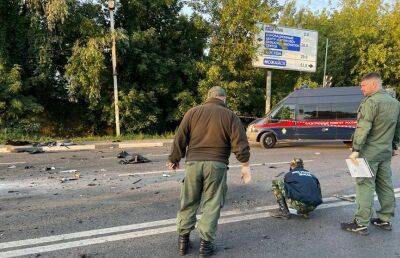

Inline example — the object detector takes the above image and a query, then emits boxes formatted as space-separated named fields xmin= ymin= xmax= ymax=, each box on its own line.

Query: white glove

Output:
xmin=241 ymin=163 xmax=251 ymax=184
xmin=349 ymin=152 xmax=359 ymax=166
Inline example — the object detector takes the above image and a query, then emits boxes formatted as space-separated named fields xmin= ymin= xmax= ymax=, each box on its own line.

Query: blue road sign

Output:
xmin=263 ymin=59 xmax=286 ymax=67
xmin=265 ymin=33 xmax=301 ymax=51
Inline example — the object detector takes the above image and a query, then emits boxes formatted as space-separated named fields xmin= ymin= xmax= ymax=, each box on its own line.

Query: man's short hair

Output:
xmin=362 ymin=72 xmax=382 ymax=87
xmin=207 ymin=86 xmax=226 ymax=99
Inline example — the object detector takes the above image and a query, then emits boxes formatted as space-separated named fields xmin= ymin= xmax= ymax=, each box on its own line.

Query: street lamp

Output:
xmin=108 ymin=0 xmax=120 ymax=136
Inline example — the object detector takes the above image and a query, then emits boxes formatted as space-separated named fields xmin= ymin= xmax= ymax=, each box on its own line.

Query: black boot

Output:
xmin=271 ymin=198 xmax=290 ymax=219
xmin=178 ymin=234 xmax=190 ymax=256
xmin=199 ymin=239 xmax=216 ymax=257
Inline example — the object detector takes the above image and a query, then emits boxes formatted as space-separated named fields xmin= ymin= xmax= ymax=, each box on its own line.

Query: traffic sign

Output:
xmin=253 ymin=24 xmax=318 ymax=72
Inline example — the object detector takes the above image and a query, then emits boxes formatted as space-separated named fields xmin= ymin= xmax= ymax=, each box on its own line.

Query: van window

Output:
xmin=317 ymin=104 xmax=335 ymax=119
xmin=298 ymin=104 xmax=335 ymax=120
xmin=298 ymin=104 xmax=318 ymax=120
xmin=334 ymin=103 xmax=359 ymax=119
xmin=271 ymin=105 xmax=295 ymax=121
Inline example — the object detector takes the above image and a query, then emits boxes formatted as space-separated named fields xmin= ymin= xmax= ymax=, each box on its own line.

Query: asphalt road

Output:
xmin=1 ymin=142 xmax=400 ymax=258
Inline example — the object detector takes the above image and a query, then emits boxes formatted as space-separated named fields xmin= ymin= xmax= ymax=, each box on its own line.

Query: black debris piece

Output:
xmin=5 ymin=140 xmax=31 ymax=146
xmin=119 ymin=154 xmax=151 ymax=164
xmin=117 ymin=151 xmax=130 ymax=158
xmin=269 ymin=166 xmax=277 ymax=169
xmin=132 ymin=179 xmax=142 ymax=185
xmin=24 ymin=166 xmax=34 ymax=169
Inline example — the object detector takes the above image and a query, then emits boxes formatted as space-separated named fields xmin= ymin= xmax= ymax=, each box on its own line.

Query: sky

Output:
xmin=181 ymin=0 xmax=341 ymax=16
xmin=182 ymin=0 xmax=397 ymax=16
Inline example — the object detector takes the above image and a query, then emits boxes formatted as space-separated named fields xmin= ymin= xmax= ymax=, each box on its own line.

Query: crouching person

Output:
xmin=271 ymin=158 xmax=322 ymax=219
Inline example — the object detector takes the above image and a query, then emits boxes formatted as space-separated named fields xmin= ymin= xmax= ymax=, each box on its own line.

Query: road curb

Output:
xmin=42 ymin=145 xmax=96 ymax=152
xmin=0 ymin=140 xmax=173 ymax=154
xmin=0 ymin=147 xmax=10 ymax=153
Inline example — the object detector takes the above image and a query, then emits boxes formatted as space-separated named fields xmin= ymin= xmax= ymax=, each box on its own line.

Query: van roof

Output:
xmin=285 ymin=86 xmax=363 ymax=105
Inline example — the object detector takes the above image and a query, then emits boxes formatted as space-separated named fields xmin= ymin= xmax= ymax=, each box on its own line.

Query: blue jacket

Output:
xmin=284 ymin=167 xmax=323 ymax=206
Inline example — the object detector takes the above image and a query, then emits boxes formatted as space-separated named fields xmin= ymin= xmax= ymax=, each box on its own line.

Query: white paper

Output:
xmin=345 ymin=158 xmax=373 ymax=178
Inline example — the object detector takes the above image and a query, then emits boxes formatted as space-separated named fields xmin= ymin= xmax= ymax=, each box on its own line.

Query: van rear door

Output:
xmin=296 ymin=103 xmax=337 ymax=140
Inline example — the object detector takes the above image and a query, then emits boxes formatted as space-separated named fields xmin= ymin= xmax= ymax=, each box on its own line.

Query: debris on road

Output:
xmin=24 ymin=165 xmax=34 ymax=169
xmin=162 ymin=173 xmax=171 ymax=177
xmin=60 ymin=172 xmax=81 ymax=183
xmin=117 ymin=151 xmax=151 ymax=164
xmin=87 ymin=183 xmax=96 ymax=186
xmin=314 ymin=152 xmax=321 ymax=155
xmin=119 ymin=154 xmax=151 ymax=165
xmin=46 ymin=167 xmax=56 ymax=171
xmin=269 ymin=166 xmax=277 ymax=169
xmin=117 ymin=151 xmax=130 ymax=158
xmin=60 ymin=169 xmax=78 ymax=173
xmin=8 ymin=190 xmax=19 ymax=193
xmin=8 ymin=165 xmax=17 ymax=169
xmin=132 ymin=179 xmax=142 ymax=184
xmin=6 ymin=140 xmax=31 ymax=146
xmin=333 ymin=194 xmax=355 ymax=202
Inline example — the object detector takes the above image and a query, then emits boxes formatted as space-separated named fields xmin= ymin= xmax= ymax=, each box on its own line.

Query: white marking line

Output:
xmin=0 ymin=162 xmax=27 ymax=166
xmin=2 ymin=187 xmax=400 ymax=252
xmin=118 ymin=160 xmax=314 ymax=176
xmin=2 ymin=193 xmax=400 ymax=258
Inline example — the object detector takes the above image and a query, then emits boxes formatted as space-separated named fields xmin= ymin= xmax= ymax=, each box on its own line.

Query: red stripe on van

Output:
xmin=255 ymin=120 xmax=356 ymax=129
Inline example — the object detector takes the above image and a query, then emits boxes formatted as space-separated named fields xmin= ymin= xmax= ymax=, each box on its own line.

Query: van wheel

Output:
xmin=260 ymin=133 xmax=276 ymax=149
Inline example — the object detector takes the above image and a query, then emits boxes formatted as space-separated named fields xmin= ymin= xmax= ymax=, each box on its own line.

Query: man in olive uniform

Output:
xmin=271 ymin=158 xmax=322 ymax=219
xmin=167 ymin=86 xmax=251 ymax=257
xmin=341 ymin=72 xmax=400 ymax=235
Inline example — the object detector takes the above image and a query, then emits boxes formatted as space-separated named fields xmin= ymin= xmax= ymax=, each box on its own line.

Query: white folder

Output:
xmin=345 ymin=158 xmax=373 ymax=178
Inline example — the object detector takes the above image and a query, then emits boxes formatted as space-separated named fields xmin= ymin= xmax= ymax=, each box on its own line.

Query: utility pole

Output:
xmin=323 ymin=38 xmax=329 ymax=87
xmin=108 ymin=0 xmax=120 ymax=136
xmin=265 ymin=70 xmax=272 ymax=114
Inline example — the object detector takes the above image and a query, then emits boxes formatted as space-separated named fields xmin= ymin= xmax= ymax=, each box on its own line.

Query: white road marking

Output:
xmin=0 ymin=162 xmax=27 ymax=166
xmin=2 ymin=193 xmax=400 ymax=257
xmin=118 ymin=160 xmax=314 ymax=176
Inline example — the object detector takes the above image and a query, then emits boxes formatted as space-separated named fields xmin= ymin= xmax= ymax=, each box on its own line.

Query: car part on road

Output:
xmin=119 ymin=154 xmax=151 ymax=164
xmin=132 ymin=179 xmax=142 ymax=184
xmin=60 ymin=172 xmax=81 ymax=183
xmin=333 ymin=194 xmax=355 ymax=202
xmin=60 ymin=169 xmax=78 ymax=173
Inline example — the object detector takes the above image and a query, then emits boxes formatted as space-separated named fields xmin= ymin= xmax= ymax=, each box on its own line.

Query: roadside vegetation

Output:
xmin=1 ymin=0 xmax=399 ymax=139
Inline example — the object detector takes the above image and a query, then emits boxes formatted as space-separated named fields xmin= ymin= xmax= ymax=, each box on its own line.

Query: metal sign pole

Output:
xmin=323 ymin=38 xmax=329 ymax=87
xmin=265 ymin=70 xmax=272 ymax=114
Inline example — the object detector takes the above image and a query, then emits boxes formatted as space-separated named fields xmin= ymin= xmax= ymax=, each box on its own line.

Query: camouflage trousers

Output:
xmin=272 ymin=179 xmax=316 ymax=215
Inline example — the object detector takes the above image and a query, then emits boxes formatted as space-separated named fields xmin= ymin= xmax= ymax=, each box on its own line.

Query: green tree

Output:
xmin=192 ymin=0 xmax=281 ymax=117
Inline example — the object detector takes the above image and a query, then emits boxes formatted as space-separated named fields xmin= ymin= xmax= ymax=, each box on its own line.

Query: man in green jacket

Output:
xmin=341 ymin=72 xmax=400 ymax=235
xmin=167 ymin=86 xmax=251 ymax=257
